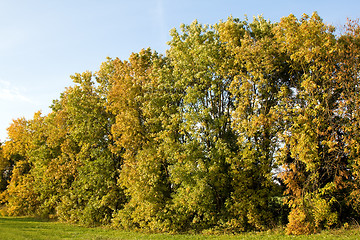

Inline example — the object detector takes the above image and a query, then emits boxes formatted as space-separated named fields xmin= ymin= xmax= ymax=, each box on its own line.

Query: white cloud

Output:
xmin=0 ymin=80 xmax=32 ymax=103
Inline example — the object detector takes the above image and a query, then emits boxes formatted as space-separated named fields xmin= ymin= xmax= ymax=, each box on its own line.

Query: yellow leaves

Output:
xmin=217 ymin=17 xmax=245 ymax=49
xmin=108 ymin=49 xmax=159 ymax=154
xmin=311 ymin=195 xmax=338 ymax=229
xmin=275 ymin=12 xmax=336 ymax=79
xmin=286 ymin=206 xmax=314 ymax=235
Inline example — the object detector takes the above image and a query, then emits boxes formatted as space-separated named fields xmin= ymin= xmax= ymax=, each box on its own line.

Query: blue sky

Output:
xmin=0 ymin=0 xmax=359 ymax=141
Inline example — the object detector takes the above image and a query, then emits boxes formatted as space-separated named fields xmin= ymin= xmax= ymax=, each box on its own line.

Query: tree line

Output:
xmin=1 ymin=13 xmax=360 ymax=235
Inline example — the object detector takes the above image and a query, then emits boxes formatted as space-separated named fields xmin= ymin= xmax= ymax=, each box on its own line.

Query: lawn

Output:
xmin=1 ymin=217 xmax=360 ymax=240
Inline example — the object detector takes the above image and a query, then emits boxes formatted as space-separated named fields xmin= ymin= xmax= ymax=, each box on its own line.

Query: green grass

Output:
xmin=0 ymin=217 xmax=360 ymax=240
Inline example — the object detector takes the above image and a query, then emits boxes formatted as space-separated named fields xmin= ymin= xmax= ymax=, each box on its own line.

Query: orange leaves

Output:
xmin=286 ymin=206 xmax=314 ymax=235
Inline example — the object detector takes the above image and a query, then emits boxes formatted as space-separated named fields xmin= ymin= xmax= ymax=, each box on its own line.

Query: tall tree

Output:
xmin=218 ymin=16 xmax=290 ymax=231
xmin=53 ymin=70 xmax=125 ymax=226
xmin=166 ymin=20 xmax=236 ymax=231
xmin=274 ymin=13 xmax=346 ymax=234
xmin=109 ymin=49 xmax=174 ymax=231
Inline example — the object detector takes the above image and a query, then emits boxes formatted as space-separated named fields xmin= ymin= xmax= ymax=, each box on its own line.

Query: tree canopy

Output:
xmin=1 ymin=13 xmax=360 ymax=235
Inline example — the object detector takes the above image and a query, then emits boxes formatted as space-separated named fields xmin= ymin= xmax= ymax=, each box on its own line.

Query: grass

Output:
xmin=1 ymin=217 xmax=360 ymax=240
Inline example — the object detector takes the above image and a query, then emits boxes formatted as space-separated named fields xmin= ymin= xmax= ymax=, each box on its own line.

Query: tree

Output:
xmin=336 ymin=19 xmax=360 ymax=220
xmin=218 ymin=16 xmax=290 ymax=231
xmin=274 ymin=13 xmax=346 ymax=234
xmin=109 ymin=49 xmax=174 ymax=231
xmin=166 ymin=20 xmax=237 ymax=231
xmin=0 ymin=113 xmax=46 ymax=216
xmin=53 ymin=70 xmax=125 ymax=226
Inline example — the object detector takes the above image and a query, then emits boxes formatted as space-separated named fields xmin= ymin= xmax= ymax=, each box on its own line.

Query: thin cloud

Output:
xmin=0 ymin=80 xmax=32 ymax=103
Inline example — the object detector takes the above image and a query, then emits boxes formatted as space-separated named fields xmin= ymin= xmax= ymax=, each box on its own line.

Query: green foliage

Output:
xmin=166 ymin=20 xmax=237 ymax=231
xmin=52 ymin=70 xmax=125 ymax=226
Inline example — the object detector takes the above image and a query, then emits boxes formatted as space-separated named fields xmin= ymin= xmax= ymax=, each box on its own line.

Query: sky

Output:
xmin=0 ymin=0 xmax=359 ymax=141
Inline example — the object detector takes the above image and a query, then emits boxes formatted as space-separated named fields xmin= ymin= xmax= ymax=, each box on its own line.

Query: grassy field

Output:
xmin=1 ymin=217 xmax=360 ymax=240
